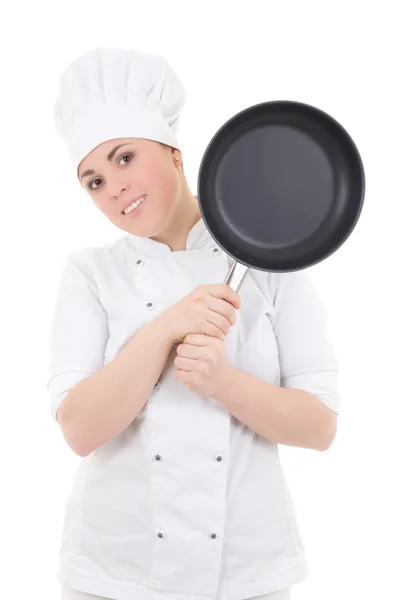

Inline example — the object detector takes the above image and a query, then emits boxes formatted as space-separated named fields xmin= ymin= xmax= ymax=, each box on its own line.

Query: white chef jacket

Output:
xmin=47 ymin=217 xmax=340 ymax=600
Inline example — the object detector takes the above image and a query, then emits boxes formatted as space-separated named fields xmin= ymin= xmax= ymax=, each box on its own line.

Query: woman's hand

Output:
xmin=156 ymin=284 xmax=241 ymax=347
xmin=174 ymin=333 xmax=233 ymax=397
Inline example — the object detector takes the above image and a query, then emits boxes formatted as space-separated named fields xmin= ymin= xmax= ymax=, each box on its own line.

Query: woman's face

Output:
xmin=77 ymin=137 xmax=183 ymax=238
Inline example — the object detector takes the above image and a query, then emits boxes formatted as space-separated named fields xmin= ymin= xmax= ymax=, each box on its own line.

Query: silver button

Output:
xmin=157 ymin=531 xmax=165 ymax=539
xmin=136 ymin=259 xmax=144 ymax=267
xmin=154 ymin=454 xmax=162 ymax=462
xmin=214 ymin=455 xmax=223 ymax=462
xmin=154 ymin=380 xmax=160 ymax=389
xmin=209 ymin=532 xmax=218 ymax=540
xmin=146 ymin=302 xmax=155 ymax=310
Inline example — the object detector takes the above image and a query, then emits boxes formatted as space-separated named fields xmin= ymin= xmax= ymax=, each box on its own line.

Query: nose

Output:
xmin=108 ymin=180 xmax=129 ymax=200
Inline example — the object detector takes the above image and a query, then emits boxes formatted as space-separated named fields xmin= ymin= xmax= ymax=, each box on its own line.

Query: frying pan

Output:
xmin=197 ymin=100 xmax=365 ymax=291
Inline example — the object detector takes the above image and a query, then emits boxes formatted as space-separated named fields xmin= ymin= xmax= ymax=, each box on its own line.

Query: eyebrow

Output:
xmin=79 ymin=143 xmax=131 ymax=181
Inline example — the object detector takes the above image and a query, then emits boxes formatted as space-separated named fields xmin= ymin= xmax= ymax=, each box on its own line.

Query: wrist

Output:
xmin=151 ymin=313 xmax=176 ymax=350
xmin=213 ymin=365 xmax=238 ymax=404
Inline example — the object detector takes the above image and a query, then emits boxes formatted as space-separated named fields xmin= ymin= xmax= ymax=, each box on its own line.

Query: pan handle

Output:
xmin=223 ymin=260 xmax=249 ymax=292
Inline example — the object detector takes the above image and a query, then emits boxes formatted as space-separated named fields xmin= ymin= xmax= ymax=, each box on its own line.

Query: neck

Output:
xmin=151 ymin=190 xmax=201 ymax=251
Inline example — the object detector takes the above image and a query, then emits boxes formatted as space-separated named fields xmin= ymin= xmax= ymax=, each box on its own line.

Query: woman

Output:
xmin=48 ymin=47 xmax=340 ymax=600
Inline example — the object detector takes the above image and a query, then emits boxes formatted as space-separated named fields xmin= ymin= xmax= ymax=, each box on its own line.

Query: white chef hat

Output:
xmin=53 ymin=47 xmax=186 ymax=171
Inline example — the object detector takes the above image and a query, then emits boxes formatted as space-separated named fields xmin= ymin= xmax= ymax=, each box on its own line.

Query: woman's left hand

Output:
xmin=174 ymin=333 xmax=232 ymax=397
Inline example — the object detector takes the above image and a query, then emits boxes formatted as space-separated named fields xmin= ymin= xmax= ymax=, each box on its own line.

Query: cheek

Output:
xmin=149 ymin=164 xmax=178 ymax=192
xmin=93 ymin=193 xmax=111 ymax=214
xmin=145 ymin=165 xmax=181 ymax=213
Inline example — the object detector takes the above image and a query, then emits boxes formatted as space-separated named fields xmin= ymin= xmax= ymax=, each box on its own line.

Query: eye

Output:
xmin=89 ymin=177 xmax=103 ymax=191
xmin=118 ymin=153 xmax=134 ymax=165
xmin=87 ymin=153 xmax=134 ymax=191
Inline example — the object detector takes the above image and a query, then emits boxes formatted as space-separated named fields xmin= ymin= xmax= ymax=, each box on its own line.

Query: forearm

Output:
xmin=213 ymin=368 xmax=337 ymax=451
xmin=57 ymin=316 xmax=173 ymax=456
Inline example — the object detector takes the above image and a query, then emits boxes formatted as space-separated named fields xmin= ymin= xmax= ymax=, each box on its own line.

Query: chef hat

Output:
xmin=54 ymin=47 xmax=186 ymax=171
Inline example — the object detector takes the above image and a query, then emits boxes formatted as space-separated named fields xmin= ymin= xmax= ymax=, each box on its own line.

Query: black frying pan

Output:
xmin=197 ymin=100 xmax=365 ymax=291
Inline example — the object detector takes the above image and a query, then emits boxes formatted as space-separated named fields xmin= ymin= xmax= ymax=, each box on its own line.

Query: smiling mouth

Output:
xmin=122 ymin=195 xmax=147 ymax=215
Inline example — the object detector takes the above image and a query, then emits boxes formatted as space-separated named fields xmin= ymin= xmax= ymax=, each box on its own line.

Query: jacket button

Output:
xmin=136 ymin=259 xmax=144 ymax=266
xmin=146 ymin=302 xmax=155 ymax=310
xmin=154 ymin=380 xmax=160 ymax=389
xmin=154 ymin=454 xmax=162 ymax=461
xmin=212 ymin=247 xmax=220 ymax=255
xmin=214 ymin=455 xmax=223 ymax=462
xmin=209 ymin=532 xmax=218 ymax=540
xmin=157 ymin=531 xmax=165 ymax=539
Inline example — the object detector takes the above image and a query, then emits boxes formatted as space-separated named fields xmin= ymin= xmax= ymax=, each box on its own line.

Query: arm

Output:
xmin=47 ymin=252 xmax=174 ymax=457
xmin=213 ymin=367 xmax=337 ymax=451
xmin=217 ymin=270 xmax=339 ymax=451
xmin=57 ymin=316 xmax=172 ymax=457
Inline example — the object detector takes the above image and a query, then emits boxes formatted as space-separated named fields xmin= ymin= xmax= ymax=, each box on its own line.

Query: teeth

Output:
xmin=123 ymin=195 xmax=146 ymax=214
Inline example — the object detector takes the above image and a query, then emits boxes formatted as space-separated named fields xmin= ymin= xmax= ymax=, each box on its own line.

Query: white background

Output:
xmin=1 ymin=1 xmax=399 ymax=598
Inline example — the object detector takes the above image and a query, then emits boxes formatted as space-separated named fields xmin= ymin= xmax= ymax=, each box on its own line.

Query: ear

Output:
xmin=172 ymin=148 xmax=182 ymax=166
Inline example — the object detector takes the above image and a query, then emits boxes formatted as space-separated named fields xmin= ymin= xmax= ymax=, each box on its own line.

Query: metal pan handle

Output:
xmin=223 ymin=260 xmax=249 ymax=292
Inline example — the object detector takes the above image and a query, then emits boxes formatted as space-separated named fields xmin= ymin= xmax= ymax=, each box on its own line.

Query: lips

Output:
xmin=121 ymin=195 xmax=146 ymax=214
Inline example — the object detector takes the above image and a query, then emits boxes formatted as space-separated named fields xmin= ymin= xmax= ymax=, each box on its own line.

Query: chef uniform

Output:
xmin=48 ymin=48 xmax=340 ymax=600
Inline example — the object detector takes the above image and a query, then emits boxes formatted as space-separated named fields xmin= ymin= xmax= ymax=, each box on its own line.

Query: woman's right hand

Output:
xmin=156 ymin=284 xmax=241 ymax=346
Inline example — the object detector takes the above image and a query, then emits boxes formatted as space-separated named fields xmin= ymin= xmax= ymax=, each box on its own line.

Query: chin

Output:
xmin=115 ymin=217 xmax=161 ymax=240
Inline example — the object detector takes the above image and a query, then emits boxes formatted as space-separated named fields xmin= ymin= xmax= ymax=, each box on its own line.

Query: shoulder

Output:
xmin=60 ymin=235 xmax=133 ymax=288
xmin=64 ymin=234 xmax=132 ymax=270
xmin=248 ymin=268 xmax=297 ymax=301
xmin=249 ymin=267 xmax=317 ymax=307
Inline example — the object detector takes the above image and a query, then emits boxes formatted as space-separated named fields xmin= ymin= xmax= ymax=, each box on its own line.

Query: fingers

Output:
xmin=212 ymin=284 xmax=241 ymax=309
xmin=175 ymin=335 xmax=222 ymax=371
xmin=207 ymin=297 xmax=237 ymax=326
xmin=200 ymin=284 xmax=241 ymax=310
xmin=183 ymin=333 xmax=217 ymax=346
xmin=203 ymin=321 xmax=226 ymax=340
xmin=176 ymin=344 xmax=201 ymax=359
xmin=175 ymin=356 xmax=197 ymax=371
xmin=207 ymin=313 xmax=231 ymax=336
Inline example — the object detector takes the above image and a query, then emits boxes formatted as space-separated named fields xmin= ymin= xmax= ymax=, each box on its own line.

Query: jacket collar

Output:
xmin=126 ymin=217 xmax=214 ymax=257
